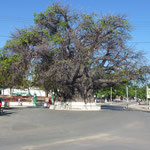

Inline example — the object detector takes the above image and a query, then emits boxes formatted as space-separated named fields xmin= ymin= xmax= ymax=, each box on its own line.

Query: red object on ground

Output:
xmin=49 ymin=100 xmax=52 ymax=105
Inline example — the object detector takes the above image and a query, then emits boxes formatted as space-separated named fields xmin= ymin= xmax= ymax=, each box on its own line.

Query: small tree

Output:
xmin=0 ymin=49 xmax=19 ymax=89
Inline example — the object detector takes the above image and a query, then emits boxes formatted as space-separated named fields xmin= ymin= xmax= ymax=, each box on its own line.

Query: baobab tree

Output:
xmin=4 ymin=2 xmax=149 ymax=102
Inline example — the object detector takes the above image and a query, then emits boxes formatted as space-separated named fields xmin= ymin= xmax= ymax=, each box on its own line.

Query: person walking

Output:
xmin=0 ymin=97 xmax=2 ymax=108
xmin=0 ymin=97 xmax=3 ymax=114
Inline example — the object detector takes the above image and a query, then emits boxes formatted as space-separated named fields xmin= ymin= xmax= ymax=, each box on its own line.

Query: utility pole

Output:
xmin=126 ymin=85 xmax=128 ymax=103
xmin=135 ymin=88 xmax=136 ymax=101
xmin=110 ymin=87 xmax=112 ymax=103
xmin=146 ymin=86 xmax=148 ymax=105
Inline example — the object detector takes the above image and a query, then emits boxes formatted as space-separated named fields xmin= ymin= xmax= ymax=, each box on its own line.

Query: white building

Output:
xmin=0 ymin=88 xmax=46 ymax=97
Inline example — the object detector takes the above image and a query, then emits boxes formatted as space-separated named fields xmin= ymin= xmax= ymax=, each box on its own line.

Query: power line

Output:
xmin=128 ymin=42 xmax=150 ymax=44
xmin=0 ymin=16 xmax=33 ymax=20
xmin=0 ymin=34 xmax=150 ymax=44
xmin=0 ymin=35 xmax=11 ymax=38
xmin=0 ymin=16 xmax=33 ymax=23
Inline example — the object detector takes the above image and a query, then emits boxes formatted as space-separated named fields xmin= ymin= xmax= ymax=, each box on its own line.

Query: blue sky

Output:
xmin=1 ymin=0 xmax=150 ymax=59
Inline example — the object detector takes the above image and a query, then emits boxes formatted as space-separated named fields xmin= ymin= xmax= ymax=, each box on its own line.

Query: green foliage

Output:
xmin=4 ymin=28 xmax=43 ymax=49
xmin=136 ymin=86 xmax=146 ymax=100
xmin=96 ymin=87 xmax=111 ymax=98
xmin=2 ymin=2 xmax=148 ymax=102
xmin=52 ymin=33 xmax=64 ymax=43
xmin=0 ymin=50 xmax=19 ymax=88
xmin=96 ymin=83 xmax=148 ymax=100
xmin=96 ymin=85 xmax=126 ymax=99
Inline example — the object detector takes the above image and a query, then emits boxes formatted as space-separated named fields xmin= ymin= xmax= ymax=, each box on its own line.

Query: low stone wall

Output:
xmin=2 ymin=101 xmax=34 ymax=107
xmin=49 ymin=102 xmax=101 ymax=111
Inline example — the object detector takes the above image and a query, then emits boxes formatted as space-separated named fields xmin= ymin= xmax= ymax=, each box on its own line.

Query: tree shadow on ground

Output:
xmin=101 ymin=105 xmax=135 ymax=111
xmin=101 ymin=105 xmax=125 ymax=111
xmin=0 ymin=108 xmax=16 ymax=116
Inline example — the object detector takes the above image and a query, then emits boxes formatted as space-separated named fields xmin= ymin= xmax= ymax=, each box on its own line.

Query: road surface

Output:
xmin=0 ymin=106 xmax=150 ymax=150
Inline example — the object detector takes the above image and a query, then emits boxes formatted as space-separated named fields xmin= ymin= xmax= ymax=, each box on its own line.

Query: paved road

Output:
xmin=0 ymin=107 xmax=150 ymax=150
xmin=101 ymin=100 xmax=138 ymax=110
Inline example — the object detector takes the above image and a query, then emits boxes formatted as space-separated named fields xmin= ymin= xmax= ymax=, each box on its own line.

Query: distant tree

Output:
xmin=96 ymin=82 xmax=137 ymax=100
xmin=136 ymin=85 xmax=146 ymax=100
xmin=4 ymin=2 xmax=150 ymax=102
xmin=0 ymin=49 xmax=31 ymax=90
xmin=0 ymin=49 xmax=18 ymax=88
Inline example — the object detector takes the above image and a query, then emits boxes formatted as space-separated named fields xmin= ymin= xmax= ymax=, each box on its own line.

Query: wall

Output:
xmin=0 ymin=88 xmax=46 ymax=97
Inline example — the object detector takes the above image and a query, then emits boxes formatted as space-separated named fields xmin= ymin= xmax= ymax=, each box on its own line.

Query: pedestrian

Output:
xmin=49 ymin=99 xmax=52 ymax=105
xmin=0 ymin=97 xmax=2 ymax=108
xmin=0 ymin=98 xmax=3 ymax=114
